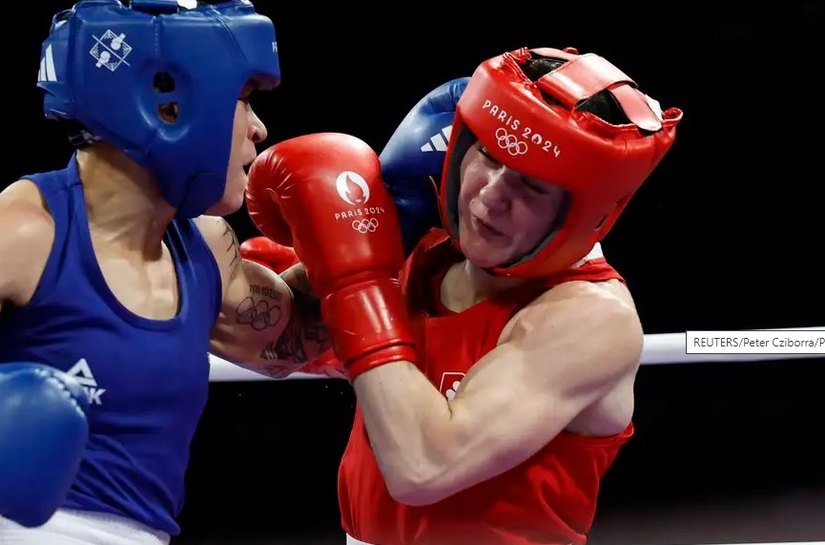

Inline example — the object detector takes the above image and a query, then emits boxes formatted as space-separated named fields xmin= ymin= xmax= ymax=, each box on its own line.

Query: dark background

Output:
xmin=6 ymin=2 xmax=825 ymax=544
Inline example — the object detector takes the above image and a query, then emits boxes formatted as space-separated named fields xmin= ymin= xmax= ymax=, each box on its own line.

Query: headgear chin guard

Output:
xmin=440 ymin=47 xmax=683 ymax=278
xmin=37 ymin=0 xmax=281 ymax=219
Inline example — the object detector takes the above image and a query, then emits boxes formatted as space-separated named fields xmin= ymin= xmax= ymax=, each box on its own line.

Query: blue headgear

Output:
xmin=37 ymin=0 xmax=281 ymax=218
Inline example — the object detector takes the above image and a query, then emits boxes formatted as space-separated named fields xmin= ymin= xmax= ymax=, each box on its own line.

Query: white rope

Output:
xmin=642 ymin=326 xmax=825 ymax=365
xmin=208 ymin=326 xmax=825 ymax=382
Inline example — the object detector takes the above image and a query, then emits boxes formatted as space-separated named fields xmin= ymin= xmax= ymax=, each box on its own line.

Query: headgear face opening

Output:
xmin=37 ymin=0 xmax=281 ymax=218
xmin=440 ymin=47 xmax=683 ymax=278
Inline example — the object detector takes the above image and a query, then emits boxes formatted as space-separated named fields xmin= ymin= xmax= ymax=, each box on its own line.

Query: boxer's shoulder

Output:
xmin=524 ymin=277 xmax=633 ymax=311
xmin=1 ymin=178 xmax=52 ymax=211
xmin=191 ymin=214 xmax=231 ymax=245
xmin=501 ymin=278 xmax=639 ymax=348
xmin=0 ymin=179 xmax=57 ymax=245
xmin=191 ymin=214 xmax=239 ymax=291
xmin=548 ymin=277 xmax=634 ymax=308
xmin=0 ymin=180 xmax=56 ymax=307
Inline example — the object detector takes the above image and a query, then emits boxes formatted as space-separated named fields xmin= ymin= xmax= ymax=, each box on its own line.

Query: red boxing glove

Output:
xmin=246 ymin=133 xmax=415 ymax=379
xmin=299 ymin=348 xmax=347 ymax=380
xmin=239 ymin=236 xmax=299 ymax=275
xmin=246 ymin=176 xmax=294 ymax=247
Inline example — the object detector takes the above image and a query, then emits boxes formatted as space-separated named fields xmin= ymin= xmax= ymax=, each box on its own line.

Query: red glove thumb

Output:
xmin=299 ymin=349 xmax=347 ymax=380
xmin=239 ymin=236 xmax=300 ymax=274
xmin=246 ymin=177 xmax=293 ymax=247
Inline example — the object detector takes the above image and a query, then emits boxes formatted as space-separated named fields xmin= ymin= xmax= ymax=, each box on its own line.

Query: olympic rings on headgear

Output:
xmin=352 ymin=218 xmax=379 ymax=233
xmin=495 ymin=128 xmax=528 ymax=156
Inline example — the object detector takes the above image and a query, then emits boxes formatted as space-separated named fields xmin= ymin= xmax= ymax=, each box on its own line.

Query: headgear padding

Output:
xmin=440 ymin=47 xmax=683 ymax=278
xmin=37 ymin=0 xmax=281 ymax=218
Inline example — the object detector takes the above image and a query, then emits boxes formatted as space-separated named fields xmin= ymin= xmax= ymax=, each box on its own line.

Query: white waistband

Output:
xmin=346 ymin=534 xmax=375 ymax=545
xmin=0 ymin=508 xmax=170 ymax=545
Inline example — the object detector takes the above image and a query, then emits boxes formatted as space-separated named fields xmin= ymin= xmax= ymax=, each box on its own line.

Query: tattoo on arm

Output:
xmin=259 ymin=288 xmax=328 ymax=363
xmin=219 ymin=217 xmax=241 ymax=275
xmin=235 ymin=284 xmax=284 ymax=331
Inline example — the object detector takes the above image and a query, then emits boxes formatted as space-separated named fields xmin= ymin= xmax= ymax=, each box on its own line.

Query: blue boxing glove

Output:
xmin=380 ymin=77 xmax=469 ymax=255
xmin=0 ymin=363 xmax=89 ymax=527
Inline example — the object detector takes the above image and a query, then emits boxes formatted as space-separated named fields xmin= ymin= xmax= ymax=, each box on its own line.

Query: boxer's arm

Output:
xmin=0 ymin=183 xmax=55 ymax=314
xmin=353 ymin=281 xmax=643 ymax=505
xmin=194 ymin=216 xmax=330 ymax=378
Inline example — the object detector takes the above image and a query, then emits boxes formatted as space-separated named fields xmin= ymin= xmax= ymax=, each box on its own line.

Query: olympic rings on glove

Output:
xmin=495 ymin=128 xmax=528 ymax=156
xmin=352 ymin=218 xmax=379 ymax=233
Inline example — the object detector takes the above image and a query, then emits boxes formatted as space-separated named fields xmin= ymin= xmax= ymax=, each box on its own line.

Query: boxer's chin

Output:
xmin=458 ymin=214 xmax=514 ymax=269
xmin=206 ymin=171 xmax=247 ymax=216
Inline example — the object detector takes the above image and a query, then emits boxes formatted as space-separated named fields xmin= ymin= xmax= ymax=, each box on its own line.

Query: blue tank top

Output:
xmin=0 ymin=154 xmax=221 ymax=536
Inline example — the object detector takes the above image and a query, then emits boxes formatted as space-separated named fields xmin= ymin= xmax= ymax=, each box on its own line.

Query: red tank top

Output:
xmin=338 ymin=230 xmax=633 ymax=545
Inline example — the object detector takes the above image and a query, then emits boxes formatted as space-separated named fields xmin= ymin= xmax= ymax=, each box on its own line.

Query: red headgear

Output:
xmin=439 ymin=47 xmax=683 ymax=278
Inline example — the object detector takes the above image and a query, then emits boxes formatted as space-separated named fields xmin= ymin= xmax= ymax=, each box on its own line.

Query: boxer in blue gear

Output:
xmin=0 ymin=1 xmax=333 ymax=543
xmin=380 ymin=77 xmax=468 ymax=254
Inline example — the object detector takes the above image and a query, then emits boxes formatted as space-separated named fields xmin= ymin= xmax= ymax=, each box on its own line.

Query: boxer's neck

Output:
xmin=440 ymin=259 xmax=525 ymax=312
xmin=76 ymin=144 xmax=175 ymax=256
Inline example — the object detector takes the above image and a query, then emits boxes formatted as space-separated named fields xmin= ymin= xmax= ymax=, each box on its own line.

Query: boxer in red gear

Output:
xmin=247 ymin=46 xmax=683 ymax=545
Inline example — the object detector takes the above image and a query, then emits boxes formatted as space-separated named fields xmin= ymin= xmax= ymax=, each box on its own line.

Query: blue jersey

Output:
xmin=0 ymin=154 xmax=222 ymax=535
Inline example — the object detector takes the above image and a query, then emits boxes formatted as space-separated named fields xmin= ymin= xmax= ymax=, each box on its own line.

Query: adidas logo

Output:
xmin=66 ymin=358 xmax=106 ymax=405
xmin=419 ymin=125 xmax=453 ymax=153
xmin=38 ymin=44 xmax=57 ymax=83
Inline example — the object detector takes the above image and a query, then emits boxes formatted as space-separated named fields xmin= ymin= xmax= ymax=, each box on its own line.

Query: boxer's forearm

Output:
xmin=250 ymin=284 xmax=330 ymax=369
xmin=353 ymin=362 xmax=457 ymax=505
xmin=211 ymin=259 xmax=330 ymax=377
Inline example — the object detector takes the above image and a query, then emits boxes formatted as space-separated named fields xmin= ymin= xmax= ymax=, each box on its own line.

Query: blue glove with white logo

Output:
xmin=380 ymin=77 xmax=469 ymax=255
xmin=0 ymin=362 xmax=89 ymax=527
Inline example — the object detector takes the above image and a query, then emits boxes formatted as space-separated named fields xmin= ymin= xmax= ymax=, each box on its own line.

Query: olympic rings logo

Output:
xmin=352 ymin=218 xmax=379 ymax=233
xmin=495 ymin=128 xmax=528 ymax=156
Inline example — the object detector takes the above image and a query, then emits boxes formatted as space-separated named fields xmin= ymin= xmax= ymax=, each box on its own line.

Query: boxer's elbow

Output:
xmin=387 ymin=415 xmax=522 ymax=505
xmin=384 ymin=437 xmax=464 ymax=506
xmin=385 ymin=467 xmax=452 ymax=507
xmin=209 ymin=323 xmax=262 ymax=364
xmin=388 ymin=459 xmax=477 ymax=505
xmin=389 ymin=485 xmax=453 ymax=507
xmin=359 ymin=376 xmax=468 ymax=505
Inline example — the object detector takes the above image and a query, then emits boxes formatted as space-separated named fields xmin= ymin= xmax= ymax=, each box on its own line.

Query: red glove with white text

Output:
xmin=246 ymin=133 xmax=415 ymax=379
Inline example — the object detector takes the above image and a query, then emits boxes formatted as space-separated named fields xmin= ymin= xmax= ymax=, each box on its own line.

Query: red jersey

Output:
xmin=338 ymin=230 xmax=633 ymax=545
